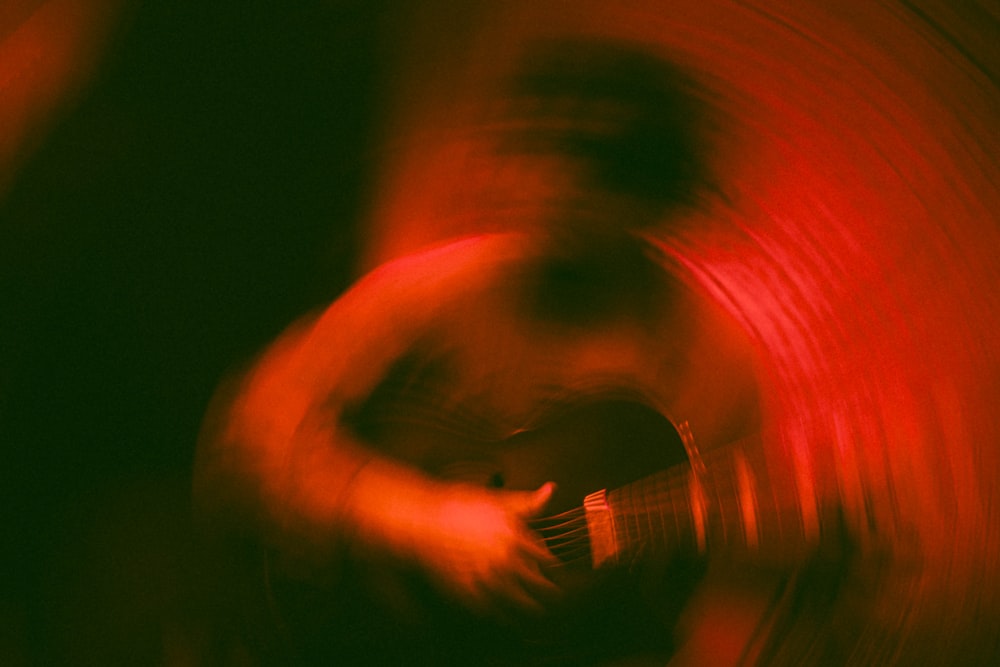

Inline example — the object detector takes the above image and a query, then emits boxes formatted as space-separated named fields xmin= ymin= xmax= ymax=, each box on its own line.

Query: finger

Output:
xmin=514 ymin=556 xmax=561 ymax=598
xmin=442 ymin=574 xmax=491 ymax=617
xmin=461 ymin=570 xmax=545 ymax=624
xmin=482 ymin=572 xmax=548 ymax=617
xmin=504 ymin=578 xmax=548 ymax=615
xmin=508 ymin=481 xmax=557 ymax=516
xmin=518 ymin=528 xmax=560 ymax=565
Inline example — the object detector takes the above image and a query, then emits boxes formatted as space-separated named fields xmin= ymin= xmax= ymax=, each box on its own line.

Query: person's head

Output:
xmin=493 ymin=39 xmax=714 ymax=234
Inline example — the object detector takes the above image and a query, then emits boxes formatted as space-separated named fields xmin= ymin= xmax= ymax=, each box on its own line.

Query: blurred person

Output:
xmin=194 ymin=41 xmax=856 ymax=666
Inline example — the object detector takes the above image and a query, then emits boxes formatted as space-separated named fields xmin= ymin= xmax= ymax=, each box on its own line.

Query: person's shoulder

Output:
xmin=362 ymin=232 xmax=534 ymax=287
xmin=393 ymin=232 xmax=534 ymax=267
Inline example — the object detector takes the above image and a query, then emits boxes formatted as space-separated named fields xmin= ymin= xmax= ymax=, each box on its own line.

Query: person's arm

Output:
xmin=193 ymin=234 xmax=559 ymax=614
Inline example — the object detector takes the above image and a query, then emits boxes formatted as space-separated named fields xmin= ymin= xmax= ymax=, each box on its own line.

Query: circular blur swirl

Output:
xmin=364 ymin=1 xmax=1000 ymax=664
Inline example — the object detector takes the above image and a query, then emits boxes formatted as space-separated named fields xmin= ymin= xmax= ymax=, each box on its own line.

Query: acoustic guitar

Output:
xmin=259 ymin=392 xmax=812 ymax=666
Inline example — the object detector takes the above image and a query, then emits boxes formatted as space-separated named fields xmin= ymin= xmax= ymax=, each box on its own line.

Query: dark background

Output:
xmin=4 ymin=2 xmax=998 ymax=664
xmin=1 ymin=2 xmax=384 ymax=662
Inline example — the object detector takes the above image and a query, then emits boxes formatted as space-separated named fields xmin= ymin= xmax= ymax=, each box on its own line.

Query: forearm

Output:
xmin=192 ymin=234 xmax=537 ymax=573
xmin=194 ymin=327 xmax=464 ymax=580
xmin=191 ymin=317 xmax=366 ymax=548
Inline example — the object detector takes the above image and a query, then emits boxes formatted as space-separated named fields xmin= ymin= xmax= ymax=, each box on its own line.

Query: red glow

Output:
xmin=0 ymin=0 xmax=123 ymax=197
xmin=355 ymin=2 xmax=1000 ymax=661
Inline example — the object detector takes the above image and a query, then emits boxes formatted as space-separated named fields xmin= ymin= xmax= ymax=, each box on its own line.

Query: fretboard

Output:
xmin=536 ymin=432 xmax=842 ymax=570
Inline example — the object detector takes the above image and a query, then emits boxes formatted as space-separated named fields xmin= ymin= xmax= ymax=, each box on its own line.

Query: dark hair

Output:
xmin=501 ymin=39 xmax=713 ymax=214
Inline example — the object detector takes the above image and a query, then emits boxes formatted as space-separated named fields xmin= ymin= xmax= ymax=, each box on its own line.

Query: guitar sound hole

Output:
xmin=489 ymin=472 xmax=505 ymax=488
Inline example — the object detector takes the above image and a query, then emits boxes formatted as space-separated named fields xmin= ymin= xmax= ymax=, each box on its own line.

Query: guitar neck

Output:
xmin=537 ymin=433 xmax=837 ymax=569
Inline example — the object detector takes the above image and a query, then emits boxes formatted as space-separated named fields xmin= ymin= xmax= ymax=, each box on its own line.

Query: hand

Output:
xmin=405 ymin=481 xmax=561 ymax=617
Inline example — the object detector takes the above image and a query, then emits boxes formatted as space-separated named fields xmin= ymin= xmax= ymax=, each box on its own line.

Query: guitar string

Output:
xmin=380 ymin=400 xmax=503 ymax=441
xmin=376 ymin=393 xmax=743 ymax=565
xmin=536 ymin=530 xmax=590 ymax=546
xmin=533 ymin=505 xmax=586 ymax=520
xmin=529 ymin=515 xmax=586 ymax=531
xmin=611 ymin=451 xmax=805 ymax=559
xmin=375 ymin=396 xmax=600 ymax=567
xmin=378 ymin=385 xmax=571 ymax=443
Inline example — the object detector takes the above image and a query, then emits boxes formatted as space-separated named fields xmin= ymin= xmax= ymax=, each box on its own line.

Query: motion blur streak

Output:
xmin=0 ymin=0 xmax=125 ymax=199
xmin=365 ymin=1 xmax=1000 ymax=663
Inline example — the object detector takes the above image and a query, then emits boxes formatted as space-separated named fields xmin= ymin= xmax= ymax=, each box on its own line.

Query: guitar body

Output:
xmin=269 ymin=399 xmax=705 ymax=666
xmin=374 ymin=398 xmax=689 ymax=525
